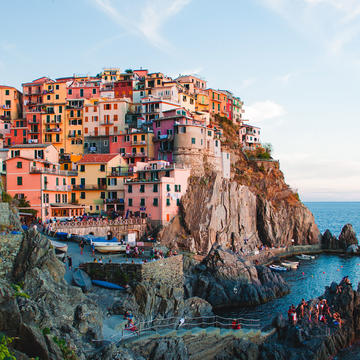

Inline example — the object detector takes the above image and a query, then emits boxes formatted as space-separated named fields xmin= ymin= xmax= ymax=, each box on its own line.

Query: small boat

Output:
xmin=50 ymin=240 xmax=68 ymax=252
xmin=94 ymin=242 xmax=126 ymax=253
xmin=90 ymin=236 xmax=119 ymax=244
xmin=281 ymin=261 xmax=298 ymax=270
xmin=92 ymin=280 xmax=125 ymax=290
xmin=55 ymin=231 xmax=69 ymax=240
xmin=269 ymin=264 xmax=287 ymax=272
xmin=296 ymin=254 xmax=315 ymax=260
xmin=73 ymin=269 xmax=92 ymax=292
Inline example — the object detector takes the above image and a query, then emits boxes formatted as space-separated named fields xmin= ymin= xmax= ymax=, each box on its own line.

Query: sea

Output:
xmin=221 ymin=202 xmax=360 ymax=359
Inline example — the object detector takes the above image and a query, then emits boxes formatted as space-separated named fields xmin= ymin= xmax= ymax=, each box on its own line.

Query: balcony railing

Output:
xmin=108 ymin=170 xmax=134 ymax=177
xmin=131 ymin=140 xmax=147 ymax=145
xmin=123 ymin=152 xmax=146 ymax=158
xmin=30 ymin=167 xmax=78 ymax=177
xmin=1 ymin=105 xmax=11 ymax=110
xmin=72 ymin=184 xmax=107 ymax=190
xmin=100 ymin=121 xmax=113 ymax=126
xmin=104 ymin=198 xmax=123 ymax=204
xmin=29 ymin=129 xmax=40 ymax=134
xmin=44 ymin=128 xmax=61 ymax=133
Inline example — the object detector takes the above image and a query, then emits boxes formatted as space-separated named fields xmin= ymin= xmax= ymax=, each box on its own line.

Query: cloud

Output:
xmin=92 ymin=0 xmax=191 ymax=51
xmin=179 ymin=67 xmax=204 ymax=76
xmin=278 ymin=73 xmax=293 ymax=84
xmin=244 ymin=100 xmax=286 ymax=123
xmin=260 ymin=0 xmax=360 ymax=54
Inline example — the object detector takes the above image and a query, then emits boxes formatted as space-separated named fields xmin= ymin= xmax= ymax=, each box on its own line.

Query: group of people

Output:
xmin=124 ymin=311 xmax=138 ymax=333
xmin=287 ymin=296 xmax=343 ymax=328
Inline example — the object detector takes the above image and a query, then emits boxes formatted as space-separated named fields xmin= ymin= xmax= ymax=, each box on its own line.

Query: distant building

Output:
xmin=239 ymin=124 xmax=261 ymax=150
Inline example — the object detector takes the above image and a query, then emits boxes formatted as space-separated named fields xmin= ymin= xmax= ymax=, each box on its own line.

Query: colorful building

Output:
xmin=240 ymin=124 xmax=261 ymax=150
xmin=0 ymin=85 xmax=22 ymax=121
xmin=109 ymin=129 xmax=154 ymax=165
xmin=124 ymin=160 xmax=190 ymax=225
xmin=72 ymin=154 xmax=124 ymax=214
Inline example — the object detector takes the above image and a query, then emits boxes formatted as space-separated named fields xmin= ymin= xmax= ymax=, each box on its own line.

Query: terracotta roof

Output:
xmin=78 ymin=153 xmax=119 ymax=164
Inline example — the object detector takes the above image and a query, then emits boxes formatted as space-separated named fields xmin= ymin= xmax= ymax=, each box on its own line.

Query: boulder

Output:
xmin=321 ymin=229 xmax=339 ymax=250
xmin=339 ymin=224 xmax=358 ymax=249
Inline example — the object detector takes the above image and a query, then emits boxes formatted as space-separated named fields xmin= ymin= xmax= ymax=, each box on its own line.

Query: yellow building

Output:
xmin=71 ymin=153 xmax=125 ymax=214
xmin=64 ymin=99 xmax=84 ymax=155
xmin=195 ymin=90 xmax=210 ymax=113
xmin=101 ymin=68 xmax=121 ymax=83
xmin=0 ymin=85 xmax=22 ymax=121
xmin=42 ymin=80 xmax=67 ymax=153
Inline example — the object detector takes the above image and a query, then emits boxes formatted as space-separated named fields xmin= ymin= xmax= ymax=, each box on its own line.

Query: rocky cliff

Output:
xmin=160 ymin=171 xmax=320 ymax=255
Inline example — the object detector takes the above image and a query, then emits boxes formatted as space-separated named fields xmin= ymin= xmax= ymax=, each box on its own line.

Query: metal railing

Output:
xmin=30 ymin=167 xmax=78 ymax=177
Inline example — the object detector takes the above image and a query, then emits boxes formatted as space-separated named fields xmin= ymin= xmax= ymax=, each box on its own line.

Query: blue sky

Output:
xmin=1 ymin=0 xmax=360 ymax=201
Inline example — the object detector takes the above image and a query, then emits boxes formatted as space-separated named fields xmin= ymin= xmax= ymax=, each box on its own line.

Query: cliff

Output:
xmin=160 ymin=171 xmax=320 ymax=255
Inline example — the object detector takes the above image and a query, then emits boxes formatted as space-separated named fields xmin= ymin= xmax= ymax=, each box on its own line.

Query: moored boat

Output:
xmin=92 ymin=280 xmax=125 ymax=290
xmin=50 ymin=240 xmax=68 ymax=252
xmin=269 ymin=264 xmax=287 ymax=272
xmin=93 ymin=242 xmax=126 ymax=253
xmin=73 ymin=269 xmax=92 ymax=292
xmin=296 ymin=254 xmax=315 ymax=260
xmin=55 ymin=231 xmax=69 ymax=240
xmin=281 ymin=261 xmax=298 ymax=270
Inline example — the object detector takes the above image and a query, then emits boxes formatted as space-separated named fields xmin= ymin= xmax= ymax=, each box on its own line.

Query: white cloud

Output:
xmin=260 ymin=0 xmax=360 ymax=54
xmin=93 ymin=0 xmax=191 ymax=51
xmin=278 ymin=73 xmax=293 ymax=84
xmin=244 ymin=100 xmax=286 ymax=123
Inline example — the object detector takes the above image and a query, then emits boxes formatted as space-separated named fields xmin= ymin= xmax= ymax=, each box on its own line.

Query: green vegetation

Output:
xmin=53 ymin=336 xmax=78 ymax=360
xmin=42 ymin=327 xmax=51 ymax=336
xmin=0 ymin=333 xmax=16 ymax=360
xmin=11 ymin=283 xmax=30 ymax=299
xmin=1 ymin=192 xmax=12 ymax=204
xmin=13 ymin=195 xmax=37 ymax=216
xmin=245 ymin=144 xmax=273 ymax=160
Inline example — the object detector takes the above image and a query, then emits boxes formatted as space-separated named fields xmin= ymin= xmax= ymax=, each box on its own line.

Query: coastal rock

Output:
xmin=0 ymin=229 xmax=103 ymax=360
xmin=160 ymin=173 xmax=320 ymax=255
xmin=321 ymin=229 xmax=340 ymax=249
xmin=339 ymin=224 xmax=358 ymax=249
xmin=185 ymin=245 xmax=289 ymax=308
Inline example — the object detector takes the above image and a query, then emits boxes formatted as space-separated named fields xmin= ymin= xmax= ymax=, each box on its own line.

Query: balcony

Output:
xmin=0 ymin=115 xmax=11 ymax=121
xmin=66 ymin=104 xmax=83 ymax=109
xmin=46 ymin=109 xmax=55 ymax=114
xmin=108 ymin=170 xmax=134 ymax=177
xmin=29 ymin=129 xmax=40 ymax=134
xmin=44 ymin=128 xmax=62 ymax=133
xmin=68 ymin=133 xmax=82 ymax=138
xmin=123 ymin=152 xmax=146 ymax=158
xmin=25 ymin=90 xmax=42 ymax=96
xmin=131 ymin=140 xmax=147 ymax=145
xmin=104 ymin=198 xmax=123 ymax=204
xmin=72 ymin=184 xmax=107 ymax=190
xmin=30 ymin=167 xmax=78 ymax=176
xmin=1 ymin=105 xmax=11 ymax=110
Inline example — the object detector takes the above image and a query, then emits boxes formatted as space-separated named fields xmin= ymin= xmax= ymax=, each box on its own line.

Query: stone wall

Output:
xmin=79 ymin=255 xmax=183 ymax=286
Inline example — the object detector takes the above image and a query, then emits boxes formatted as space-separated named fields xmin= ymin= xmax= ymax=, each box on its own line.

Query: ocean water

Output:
xmin=221 ymin=202 xmax=360 ymax=327
xmin=305 ymin=202 xmax=360 ymax=237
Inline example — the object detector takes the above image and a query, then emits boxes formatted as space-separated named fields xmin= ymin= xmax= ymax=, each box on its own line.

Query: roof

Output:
xmin=78 ymin=153 xmax=119 ymax=164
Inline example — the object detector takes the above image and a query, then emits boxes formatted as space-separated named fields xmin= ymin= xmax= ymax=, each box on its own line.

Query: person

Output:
xmin=80 ymin=240 xmax=85 ymax=255
xmin=299 ymin=299 xmax=307 ymax=318
xmin=231 ymin=320 xmax=241 ymax=330
xmin=91 ymin=244 xmax=95 ymax=256
xmin=177 ymin=317 xmax=185 ymax=329
xmin=93 ymin=258 xmax=97 ymax=263
xmin=288 ymin=305 xmax=297 ymax=325
xmin=107 ymin=230 xmax=112 ymax=241
xmin=67 ymin=256 xmax=72 ymax=270
xmin=108 ymin=259 xmax=112 ymax=264
xmin=99 ymin=258 xmax=103 ymax=264
xmin=126 ymin=244 xmax=130 ymax=258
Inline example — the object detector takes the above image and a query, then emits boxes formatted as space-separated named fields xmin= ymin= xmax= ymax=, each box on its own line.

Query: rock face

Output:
xmin=184 ymin=245 xmax=290 ymax=309
xmin=160 ymin=173 xmax=320 ymax=255
xmin=322 ymin=224 xmax=358 ymax=251
xmin=1 ymin=229 xmax=103 ymax=360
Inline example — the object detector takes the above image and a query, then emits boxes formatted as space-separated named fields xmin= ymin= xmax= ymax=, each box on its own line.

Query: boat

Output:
xmin=50 ymin=240 xmax=68 ymax=252
xmin=93 ymin=242 xmax=127 ymax=253
xmin=55 ymin=231 xmax=69 ymax=240
xmin=92 ymin=280 xmax=125 ymax=290
xmin=269 ymin=264 xmax=287 ymax=272
xmin=73 ymin=269 xmax=92 ymax=292
xmin=296 ymin=254 xmax=315 ymax=260
xmin=281 ymin=261 xmax=298 ymax=270
xmin=90 ymin=236 xmax=119 ymax=244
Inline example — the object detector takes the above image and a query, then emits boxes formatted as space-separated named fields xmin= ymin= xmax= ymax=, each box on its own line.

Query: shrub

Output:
xmin=0 ymin=333 xmax=16 ymax=360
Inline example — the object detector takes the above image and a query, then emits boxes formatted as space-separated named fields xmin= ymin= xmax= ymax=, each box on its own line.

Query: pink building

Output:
xmin=6 ymin=155 xmax=81 ymax=221
xmin=67 ymin=79 xmax=100 ymax=100
xmin=152 ymin=108 xmax=202 ymax=162
xmin=124 ymin=160 xmax=190 ymax=225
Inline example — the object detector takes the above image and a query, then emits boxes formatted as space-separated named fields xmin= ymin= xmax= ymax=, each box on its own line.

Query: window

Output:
xmin=165 ymin=171 xmax=170 ymax=177
xmin=166 ymin=184 xmax=171 ymax=191
xmin=17 ymin=177 xmax=22 ymax=185
xmin=166 ymin=198 xmax=170 ymax=206
xmin=191 ymin=138 xmax=196 ymax=145
xmin=153 ymin=184 xmax=158 ymax=192
xmin=96 ymin=205 xmax=99 ymax=211
xmin=175 ymin=185 xmax=181 ymax=192
xmin=128 ymin=198 xmax=133 ymax=206
xmin=128 ymin=185 xmax=132 ymax=193
xmin=92 ymin=88 xmax=96 ymax=94
xmin=140 ymin=198 xmax=145 ymax=206
xmin=16 ymin=162 xmax=22 ymax=168
xmin=14 ymin=130 xmax=17 ymax=136
xmin=215 ymin=140 xmax=219 ymax=147
xmin=47 ymin=95 xmax=50 ymax=100
xmin=80 ymin=165 xmax=85 ymax=172
xmin=153 ymin=198 xmax=158 ymax=206
xmin=68 ymin=89 xmax=72 ymax=95
xmin=56 ymin=94 xmax=59 ymax=100
xmin=176 ymin=199 xmax=180 ymax=206
xmin=181 ymin=127 xmax=186 ymax=133
xmin=100 ymin=192 xmax=105 ymax=199
xmin=141 ymin=134 xmax=145 ymax=141
xmin=100 ymin=164 xmax=105 ymax=172
xmin=56 ymin=178 xmax=59 ymax=186
xmin=71 ymin=178 xmax=76 ymax=185
xmin=114 ymin=103 xmax=118 ymax=110
xmin=5 ymin=89 xmax=9 ymax=96
xmin=80 ymin=192 xmax=86 ymax=199
xmin=120 ymin=148 xmax=125 ymax=154
xmin=55 ymin=84 xmax=59 ymax=90
xmin=140 ymin=184 xmax=145 ymax=193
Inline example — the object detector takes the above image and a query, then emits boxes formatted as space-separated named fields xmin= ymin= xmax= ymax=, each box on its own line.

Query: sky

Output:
xmin=1 ymin=0 xmax=360 ymax=201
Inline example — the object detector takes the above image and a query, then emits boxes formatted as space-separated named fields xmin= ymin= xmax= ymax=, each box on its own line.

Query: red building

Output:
xmin=4 ymin=118 xmax=28 ymax=146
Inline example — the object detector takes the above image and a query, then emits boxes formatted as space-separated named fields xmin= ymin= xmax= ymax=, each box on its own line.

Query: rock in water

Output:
xmin=339 ymin=224 xmax=358 ymax=249
xmin=322 ymin=229 xmax=339 ymax=249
